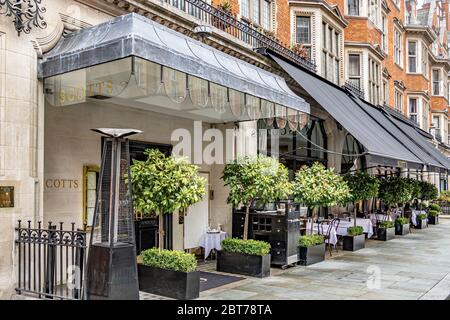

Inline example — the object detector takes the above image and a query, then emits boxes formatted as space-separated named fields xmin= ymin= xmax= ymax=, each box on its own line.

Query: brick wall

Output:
xmin=276 ymin=0 xmax=291 ymax=47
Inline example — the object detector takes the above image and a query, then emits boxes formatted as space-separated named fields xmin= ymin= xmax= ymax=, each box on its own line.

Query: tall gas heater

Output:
xmin=84 ymin=128 xmax=142 ymax=300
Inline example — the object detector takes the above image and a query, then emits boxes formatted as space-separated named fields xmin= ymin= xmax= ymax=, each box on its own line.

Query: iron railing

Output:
xmin=15 ymin=220 xmax=87 ymax=300
xmin=343 ymin=80 xmax=365 ymax=99
xmin=163 ymin=0 xmax=317 ymax=72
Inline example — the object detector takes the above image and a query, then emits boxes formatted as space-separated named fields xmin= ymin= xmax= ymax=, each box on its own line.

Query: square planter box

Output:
xmin=138 ymin=264 xmax=200 ymax=300
xmin=343 ymin=234 xmax=365 ymax=251
xmin=395 ymin=224 xmax=410 ymax=236
xmin=297 ymin=243 xmax=326 ymax=266
xmin=428 ymin=215 xmax=439 ymax=225
xmin=216 ymin=251 xmax=271 ymax=278
xmin=377 ymin=227 xmax=395 ymax=241
xmin=415 ymin=218 xmax=428 ymax=229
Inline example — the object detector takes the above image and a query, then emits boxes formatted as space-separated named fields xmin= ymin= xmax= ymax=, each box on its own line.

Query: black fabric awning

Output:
xmin=270 ymin=54 xmax=424 ymax=169
xmin=355 ymin=100 xmax=446 ymax=172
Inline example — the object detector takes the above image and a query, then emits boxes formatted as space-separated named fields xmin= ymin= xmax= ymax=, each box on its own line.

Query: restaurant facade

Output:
xmin=1 ymin=0 xmax=450 ymax=299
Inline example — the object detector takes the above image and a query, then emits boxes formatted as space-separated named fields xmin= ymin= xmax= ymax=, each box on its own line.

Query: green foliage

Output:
xmin=299 ymin=234 xmax=325 ymax=247
xmin=428 ymin=210 xmax=439 ymax=217
xmin=347 ymin=226 xmax=364 ymax=236
xmin=292 ymin=162 xmax=350 ymax=208
xmin=428 ymin=203 xmax=441 ymax=212
xmin=130 ymin=149 xmax=206 ymax=216
xmin=417 ymin=213 xmax=428 ymax=220
xmin=438 ymin=190 xmax=450 ymax=202
xmin=141 ymin=248 xmax=197 ymax=273
xmin=343 ymin=172 xmax=380 ymax=203
xmin=405 ymin=178 xmax=421 ymax=200
xmin=378 ymin=177 xmax=414 ymax=206
xmin=378 ymin=221 xmax=394 ymax=229
xmin=419 ymin=181 xmax=438 ymax=201
xmin=395 ymin=217 xmax=410 ymax=225
xmin=222 ymin=155 xmax=292 ymax=209
xmin=221 ymin=238 xmax=271 ymax=256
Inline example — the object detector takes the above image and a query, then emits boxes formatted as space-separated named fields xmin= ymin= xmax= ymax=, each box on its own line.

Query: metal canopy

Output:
xmin=38 ymin=13 xmax=309 ymax=114
xmin=355 ymin=100 xmax=446 ymax=172
xmin=270 ymin=54 xmax=424 ymax=168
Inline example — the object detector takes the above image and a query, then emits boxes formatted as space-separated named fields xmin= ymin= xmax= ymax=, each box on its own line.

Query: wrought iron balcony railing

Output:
xmin=163 ymin=0 xmax=317 ymax=72
xmin=343 ymin=80 xmax=365 ymax=99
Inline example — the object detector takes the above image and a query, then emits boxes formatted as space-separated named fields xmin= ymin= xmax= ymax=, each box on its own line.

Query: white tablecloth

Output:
xmin=337 ymin=218 xmax=374 ymax=238
xmin=411 ymin=210 xmax=425 ymax=226
xmin=306 ymin=223 xmax=338 ymax=246
xmin=199 ymin=231 xmax=228 ymax=260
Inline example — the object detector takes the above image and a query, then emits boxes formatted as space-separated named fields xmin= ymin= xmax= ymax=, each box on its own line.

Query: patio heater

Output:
xmin=84 ymin=128 xmax=142 ymax=300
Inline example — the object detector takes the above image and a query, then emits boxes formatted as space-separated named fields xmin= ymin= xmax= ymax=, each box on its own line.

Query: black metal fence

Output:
xmin=164 ymin=0 xmax=317 ymax=72
xmin=15 ymin=220 xmax=87 ymax=300
xmin=436 ymin=201 xmax=450 ymax=215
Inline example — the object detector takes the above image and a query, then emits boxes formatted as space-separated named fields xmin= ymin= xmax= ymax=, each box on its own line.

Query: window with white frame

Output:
xmin=241 ymin=0 xmax=272 ymax=30
xmin=296 ymin=16 xmax=311 ymax=58
xmin=348 ymin=54 xmax=361 ymax=89
xmin=394 ymin=89 xmax=403 ymax=113
xmin=394 ymin=28 xmax=402 ymax=66
xmin=433 ymin=69 xmax=441 ymax=95
xmin=382 ymin=78 xmax=389 ymax=105
xmin=369 ymin=57 xmax=381 ymax=105
xmin=408 ymin=97 xmax=418 ymax=123
xmin=348 ymin=0 xmax=360 ymax=15
xmin=407 ymin=40 xmax=417 ymax=73
xmin=421 ymin=44 xmax=428 ymax=77
xmin=368 ymin=0 xmax=380 ymax=26
xmin=381 ymin=15 xmax=387 ymax=52
xmin=432 ymin=115 xmax=441 ymax=138
xmin=422 ymin=99 xmax=430 ymax=130
xmin=322 ymin=21 xmax=341 ymax=84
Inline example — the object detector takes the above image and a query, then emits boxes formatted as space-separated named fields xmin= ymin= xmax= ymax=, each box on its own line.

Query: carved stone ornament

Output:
xmin=0 ymin=0 xmax=47 ymax=36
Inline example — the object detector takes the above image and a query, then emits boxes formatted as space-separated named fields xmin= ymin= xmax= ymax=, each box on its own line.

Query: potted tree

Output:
xmin=292 ymin=163 xmax=350 ymax=264
xmin=428 ymin=203 xmax=441 ymax=225
xmin=343 ymin=172 xmax=379 ymax=250
xmin=217 ymin=238 xmax=271 ymax=277
xmin=378 ymin=177 xmax=413 ymax=240
xmin=220 ymin=155 xmax=291 ymax=274
xmin=416 ymin=181 xmax=438 ymax=228
xmin=130 ymin=149 xmax=206 ymax=299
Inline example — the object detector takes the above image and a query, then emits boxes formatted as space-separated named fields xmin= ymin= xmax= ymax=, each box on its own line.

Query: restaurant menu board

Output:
xmin=0 ymin=186 xmax=14 ymax=208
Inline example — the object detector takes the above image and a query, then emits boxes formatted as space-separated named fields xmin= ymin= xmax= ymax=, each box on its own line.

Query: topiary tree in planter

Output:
xmin=292 ymin=162 xmax=350 ymax=235
xmin=130 ymin=149 xmax=206 ymax=250
xmin=222 ymin=155 xmax=291 ymax=240
xmin=343 ymin=172 xmax=380 ymax=227
xmin=378 ymin=177 xmax=413 ymax=215
xmin=419 ymin=181 xmax=438 ymax=203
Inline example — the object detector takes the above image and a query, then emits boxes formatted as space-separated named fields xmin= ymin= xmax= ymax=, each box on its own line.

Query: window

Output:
xmin=369 ymin=58 xmax=381 ymax=105
xmin=408 ymin=41 xmax=417 ymax=73
xmin=381 ymin=15 xmax=387 ymax=52
xmin=433 ymin=69 xmax=441 ymax=95
xmin=296 ymin=16 xmax=310 ymax=44
xmin=394 ymin=29 xmax=402 ymax=66
xmin=241 ymin=0 xmax=272 ymax=30
xmin=368 ymin=0 xmax=380 ymax=26
xmin=433 ymin=116 xmax=441 ymax=136
xmin=348 ymin=54 xmax=361 ymax=88
xmin=382 ymin=79 xmax=389 ymax=105
xmin=348 ymin=0 xmax=359 ymax=15
xmin=262 ymin=0 xmax=270 ymax=30
xmin=322 ymin=22 xmax=341 ymax=84
xmin=408 ymin=98 xmax=418 ymax=123
xmin=394 ymin=90 xmax=403 ymax=113
xmin=421 ymin=44 xmax=428 ymax=77
xmin=422 ymin=100 xmax=430 ymax=130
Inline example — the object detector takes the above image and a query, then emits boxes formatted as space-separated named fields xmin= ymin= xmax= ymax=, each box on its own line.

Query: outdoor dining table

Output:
xmin=337 ymin=218 xmax=374 ymax=238
xmin=199 ymin=231 xmax=228 ymax=260
xmin=306 ymin=222 xmax=338 ymax=246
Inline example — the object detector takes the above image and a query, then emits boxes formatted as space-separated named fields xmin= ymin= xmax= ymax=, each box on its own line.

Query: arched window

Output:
xmin=341 ymin=133 xmax=365 ymax=173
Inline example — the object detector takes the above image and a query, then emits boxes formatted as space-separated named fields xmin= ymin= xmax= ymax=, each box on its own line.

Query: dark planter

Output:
xmin=138 ymin=264 xmax=200 ymax=300
xmin=395 ymin=224 xmax=410 ymax=236
xmin=297 ymin=243 xmax=326 ymax=266
xmin=216 ymin=251 xmax=271 ymax=278
xmin=377 ymin=227 xmax=395 ymax=241
xmin=415 ymin=218 xmax=428 ymax=229
xmin=428 ymin=215 xmax=439 ymax=225
xmin=343 ymin=234 xmax=365 ymax=251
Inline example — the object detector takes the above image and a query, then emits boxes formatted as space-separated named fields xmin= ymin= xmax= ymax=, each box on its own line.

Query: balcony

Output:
xmin=343 ymin=80 xmax=365 ymax=99
xmin=162 ymin=0 xmax=316 ymax=72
